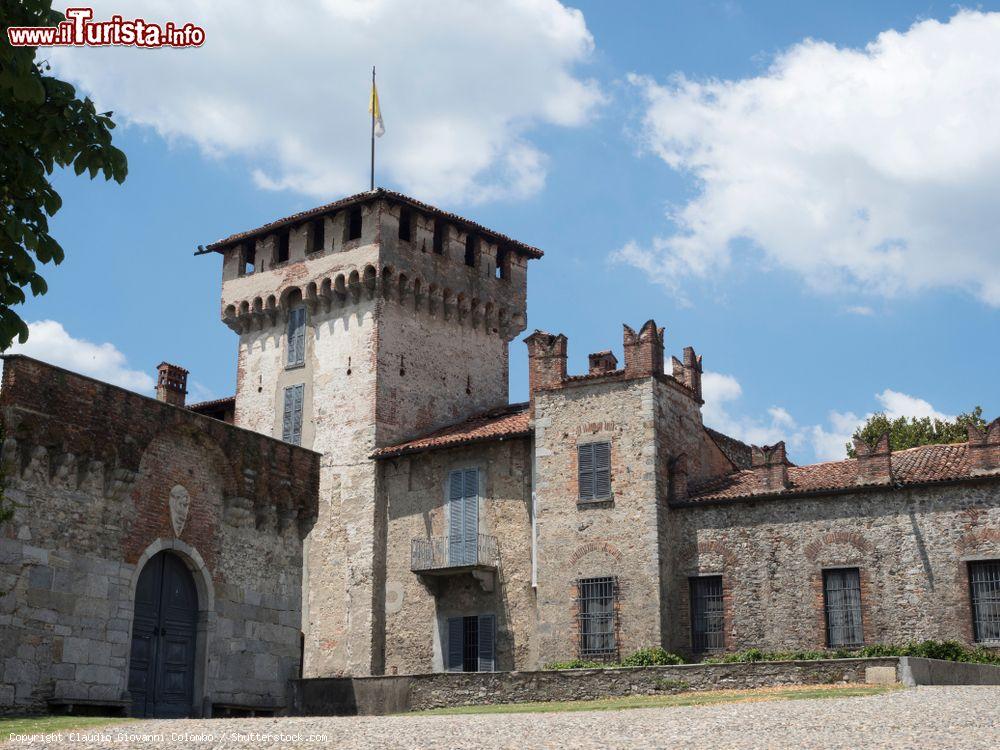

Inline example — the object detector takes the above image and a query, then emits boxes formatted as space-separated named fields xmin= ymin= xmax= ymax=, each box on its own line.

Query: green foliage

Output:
xmin=846 ymin=407 xmax=987 ymax=458
xmin=0 ymin=0 xmax=128 ymax=350
xmin=543 ymin=659 xmax=607 ymax=670
xmin=703 ymin=641 xmax=1000 ymax=666
xmin=652 ymin=678 xmax=689 ymax=691
xmin=620 ymin=647 xmax=684 ymax=667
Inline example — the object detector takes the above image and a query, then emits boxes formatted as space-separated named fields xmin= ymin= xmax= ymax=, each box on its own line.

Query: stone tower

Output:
xmin=206 ymin=189 xmax=539 ymax=676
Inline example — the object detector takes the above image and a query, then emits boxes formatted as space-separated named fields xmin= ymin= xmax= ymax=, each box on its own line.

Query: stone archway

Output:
xmin=127 ymin=539 xmax=214 ymax=718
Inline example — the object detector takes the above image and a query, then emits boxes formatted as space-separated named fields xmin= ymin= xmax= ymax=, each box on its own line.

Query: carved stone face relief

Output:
xmin=169 ymin=484 xmax=191 ymax=537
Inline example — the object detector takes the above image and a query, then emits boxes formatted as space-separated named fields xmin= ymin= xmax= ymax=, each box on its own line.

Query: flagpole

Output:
xmin=370 ymin=66 xmax=376 ymax=191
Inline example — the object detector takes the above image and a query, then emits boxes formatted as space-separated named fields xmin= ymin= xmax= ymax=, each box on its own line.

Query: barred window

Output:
xmin=577 ymin=576 xmax=617 ymax=659
xmin=690 ymin=576 xmax=724 ymax=652
xmin=578 ymin=442 xmax=611 ymax=502
xmin=970 ymin=560 xmax=1000 ymax=643
xmin=823 ymin=568 xmax=864 ymax=647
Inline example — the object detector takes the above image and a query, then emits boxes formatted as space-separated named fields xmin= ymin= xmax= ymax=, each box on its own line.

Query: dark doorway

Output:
xmin=128 ymin=551 xmax=199 ymax=718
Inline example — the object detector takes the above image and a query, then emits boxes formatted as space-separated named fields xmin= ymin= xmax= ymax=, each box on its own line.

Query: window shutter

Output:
xmin=463 ymin=469 xmax=479 ymax=564
xmin=594 ymin=442 xmax=611 ymax=499
xmin=578 ymin=444 xmax=594 ymax=501
xmin=477 ymin=614 xmax=495 ymax=672
xmin=282 ymin=387 xmax=294 ymax=442
xmin=283 ymin=384 xmax=304 ymax=445
xmin=446 ymin=617 xmax=464 ymax=672
xmin=448 ymin=471 xmax=465 ymax=565
xmin=287 ymin=307 xmax=306 ymax=366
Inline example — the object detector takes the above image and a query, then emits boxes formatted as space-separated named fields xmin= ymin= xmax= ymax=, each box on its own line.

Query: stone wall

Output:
xmin=665 ymin=481 xmax=1000 ymax=655
xmin=378 ymin=438 xmax=534 ymax=674
xmin=0 ymin=356 xmax=318 ymax=715
xmin=291 ymin=657 xmax=900 ymax=715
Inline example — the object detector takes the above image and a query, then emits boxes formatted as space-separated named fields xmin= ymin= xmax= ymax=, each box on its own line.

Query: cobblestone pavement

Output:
xmin=26 ymin=686 xmax=1000 ymax=750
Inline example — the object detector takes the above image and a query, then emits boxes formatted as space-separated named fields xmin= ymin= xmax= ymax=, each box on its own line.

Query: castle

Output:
xmin=1 ymin=188 xmax=998 ymax=716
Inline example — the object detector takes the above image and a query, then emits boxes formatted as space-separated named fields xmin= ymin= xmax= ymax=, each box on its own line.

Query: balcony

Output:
xmin=410 ymin=534 xmax=499 ymax=592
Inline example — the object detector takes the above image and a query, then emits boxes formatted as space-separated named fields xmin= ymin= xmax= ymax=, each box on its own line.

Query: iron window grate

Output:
xmin=823 ymin=568 xmax=864 ymax=647
xmin=577 ymin=576 xmax=617 ymax=659
xmin=690 ymin=576 xmax=724 ymax=652
xmin=970 ymin=560 xmax=1000 ymax=643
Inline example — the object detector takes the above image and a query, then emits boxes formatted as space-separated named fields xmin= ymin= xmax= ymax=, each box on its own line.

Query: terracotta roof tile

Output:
xmin=188 ymin=395 xmax=236 ymax=411
xmin=372 ymin=403 xmax=531 ymax=459
xmin=202 ymin=188 xmax=543 ymax=259
xmin=686 ymin=442 xmax=980 ymax=503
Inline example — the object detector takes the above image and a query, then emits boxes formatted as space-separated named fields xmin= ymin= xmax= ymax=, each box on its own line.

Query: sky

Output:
xmin=10 ymin=0 xmax=1000 ymax=464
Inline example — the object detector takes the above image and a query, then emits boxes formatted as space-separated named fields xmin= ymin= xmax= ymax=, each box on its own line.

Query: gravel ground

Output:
xmin=15 ymin=686 xmax=1000 ymax=750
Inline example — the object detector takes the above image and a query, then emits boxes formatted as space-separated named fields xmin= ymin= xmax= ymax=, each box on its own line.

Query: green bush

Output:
xmin=621 ymin=647 xmax=684 ymax=667
xmin=543 ymin=659 xmax=607 ymax=670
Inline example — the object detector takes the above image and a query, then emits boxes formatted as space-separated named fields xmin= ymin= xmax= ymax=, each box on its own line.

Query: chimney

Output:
xmin=671 ymin=346 xmax=703 ymax=400
xmin=750 ymin=442 xmax=790 ymax=492
xmin=853 ymin=432 xmax=892 ymax=485
xmin=967 ymin=419 xmax=1000 ymax=475
xmin=622 ymin=320 xmax=664 ymax=377
xmin=524 ymin=331 xmax=567 ymax=407
xmin=156 ymin=362 xmax=189 ymax=407
xmin=588 ymin=350 xmax=618 ymax=375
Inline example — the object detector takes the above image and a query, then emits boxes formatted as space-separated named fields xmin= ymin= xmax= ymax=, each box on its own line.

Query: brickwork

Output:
xmin=0 ymin=356 xmax=318 ymax=715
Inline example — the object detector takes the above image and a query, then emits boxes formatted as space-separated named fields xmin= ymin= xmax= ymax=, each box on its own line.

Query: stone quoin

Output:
xmin=2 ymin=188 xmax=998 ymax=717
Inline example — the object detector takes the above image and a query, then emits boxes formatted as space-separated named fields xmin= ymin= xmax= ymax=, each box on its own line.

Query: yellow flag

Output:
xmin=369 ymin=82 xmax=385 ymax=138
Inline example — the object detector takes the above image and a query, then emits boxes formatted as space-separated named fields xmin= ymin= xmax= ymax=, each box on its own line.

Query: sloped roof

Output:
xmin=201 ymin=188 xmax=543 ymax=259
xmin=372 ymin=402 xmax=531 ymax=459
xmin=686 ymin=443 xmax=977 ymax=503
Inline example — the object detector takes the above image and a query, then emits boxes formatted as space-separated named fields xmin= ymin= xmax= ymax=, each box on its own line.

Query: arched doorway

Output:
xmin=128 ymin=551 xmax=199 ymax=718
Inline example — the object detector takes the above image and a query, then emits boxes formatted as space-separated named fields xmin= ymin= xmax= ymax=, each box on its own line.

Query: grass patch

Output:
xmin=1 ymin=715 xmax=135 ymax=742
xmin=411 ymin=683 xmax=899 ymax=716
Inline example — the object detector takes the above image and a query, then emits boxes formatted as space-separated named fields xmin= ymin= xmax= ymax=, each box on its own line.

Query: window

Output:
xmin=690 ymin=576 xmax=724 ymax=652
xmin=347 ymin=207 xmax=363 ymax=241
xmin=495 ymin=245 xmax=508 ymax=279
xmin=282 ymin=384 xmax=304 ymax=445
xmin=432 ymin=220 xmax=445 ymax=254
xmin=578 ymin=442 xmax=611 ymax=502
xmin=287 ymin=306 xmax=306 ymax=367
xmin=276 ymin=230 xmax=290 ymax=264
xmin=308 ymin=218 xmax=325 ymax=253
xmin=578 ymin=577 xmax=617 ymax=659
xmin=447 ymin=469 xmax=479 ymax=565
xmin=240 ymin=243 xmax=256 ymax=276
xmin=446 ymin=613 xmax=495 ymax=672
xmin=398 ymin=208 xmax=411 ymax=242
xmin=464 ymin=234 xmax=477 ymax=267
xmin=823 ymin=568 xmax=864 ymax=647
xmin=970 ymin=560 xmax=1000 ymax=643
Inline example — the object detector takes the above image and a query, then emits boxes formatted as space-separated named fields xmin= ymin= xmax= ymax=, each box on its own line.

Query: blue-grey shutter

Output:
xmin=283 ymin=384 xmax=304 ymax=445
xmin=477 ymin=614 xmax=495 ymax=672
xmin=578 ymin=444 xmax=594 ymax=500
xmin=448 ymin=471 xmax=465 ymax=564
xmin=594 ymin=442 xmax=611 ymax=499
xmin=463 ymin=469 xmax=479 ymax=564
xmin=287 ymin=307 xmax=306 ymax=366
xmin=447 ymin=617 xmax=464 ymax=672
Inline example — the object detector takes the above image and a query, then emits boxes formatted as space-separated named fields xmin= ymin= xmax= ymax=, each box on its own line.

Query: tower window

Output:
xmin=578 ymin=441 xmax=612 ymax=502
xmin=347 ymin=207 xmax=363 ymax=241
xmin=276 ymin=230 xmax=290 ymax=264
xmin=432 ymin=220 xmax=445 ymax=254
xmin=282 ymin=384 xmax=304 ymax=445
xmin=969 ymin=560 xmax=1000 ymax=643
xmin=240 ymin=243 xmax=256 ymax=276
xmin=287 ymin=306 xmax=306 ymax=368
xmin=690 ymin=576 xmax=724 ymax=652
xmin=398 ymin=208 xmax=412 ymax=242
xmin=823 ymin=568 xmax=864 ymax=647
xmin=464 ymin=234 xmax=477 ymax=267
xmin=308 ymin=218 xmax=325 ymax=254
xmin=495 ymin=245 xmax=509 ymax=280
xmin=577 ymin=576 xmax=617 ymax=659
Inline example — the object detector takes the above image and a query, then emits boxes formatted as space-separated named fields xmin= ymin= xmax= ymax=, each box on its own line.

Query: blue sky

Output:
xmin=12 ymin=1 xmax=1000 ymax=463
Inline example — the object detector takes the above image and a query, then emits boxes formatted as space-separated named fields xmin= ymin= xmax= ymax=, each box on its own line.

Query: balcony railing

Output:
xmin=411 ymin=534 xmax=499 ymax=572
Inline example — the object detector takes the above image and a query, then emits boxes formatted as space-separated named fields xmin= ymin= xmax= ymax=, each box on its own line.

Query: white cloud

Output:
xmin=49 ymin=0 xmax=602 ymax=205
xmin=618 ymin=10 xmax=1000 ymax=306
xmin=845 ymin=305 xmax=875 ymax=316
xmin=6 ymin=320 xmax=154 ymax=393
xmin=702 ymin=371 xmax=955 ymax=462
